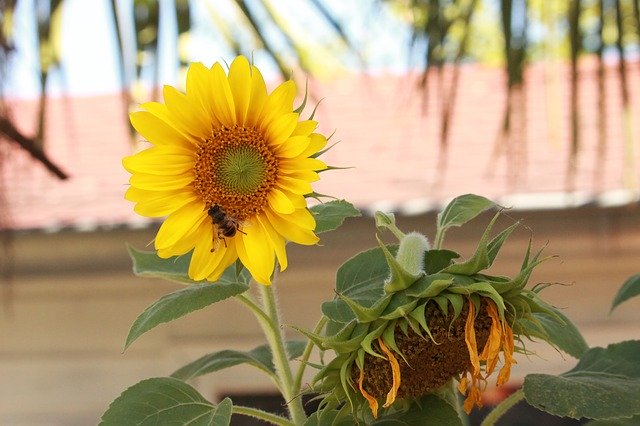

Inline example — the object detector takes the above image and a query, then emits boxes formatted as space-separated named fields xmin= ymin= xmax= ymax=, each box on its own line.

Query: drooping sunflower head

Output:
xmin=123 ymin=56 xmax=328 ymax=285
xmin=309 ymin=206 xmax=565 ymax=421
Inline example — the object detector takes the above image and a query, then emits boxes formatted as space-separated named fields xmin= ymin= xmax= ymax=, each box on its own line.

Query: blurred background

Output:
xmin=0 ymin=0 xmax=639 ymax=424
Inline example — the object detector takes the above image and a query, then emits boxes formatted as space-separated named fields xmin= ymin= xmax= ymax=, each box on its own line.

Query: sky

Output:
xmin=3 ymin=0 xmax=414 ymax=99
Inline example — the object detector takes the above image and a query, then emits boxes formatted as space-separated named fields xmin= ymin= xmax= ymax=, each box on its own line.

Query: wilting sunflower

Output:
xmin=309 ymin=209 xmax=564 ymax=421
xmin=123 ymin=56 xmax=327 ymax=285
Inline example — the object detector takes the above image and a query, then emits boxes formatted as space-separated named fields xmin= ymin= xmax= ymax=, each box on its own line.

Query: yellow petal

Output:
xmin=291 ymin=120 xmax=317 ymax=137
xmin=267 ymin=188 xmax=295 ymax=214
xmin=280 ymin=169 xmax=320 ymax=182
xmin=133 ymin=191 xmax=198 ymax=217
xmin=155 ymin=200 xmax=207 ymax=251
xmin=277 ymin=207 xmax=316 ymax=230
xmin=163 ymin=85 xmax=211 ymax=139
xmin=158 ymin=219 xmax=207 ymax=257
xmin=125 ymin=186 xmax=175 ymax=202
xmin=480 ymin=301 xmax=503 ymax=376
xmin=206 ymin=243 xmax=239 ymax=282
xmin=228 ymin=56 xmax=252 ymax=125
xmin=378 ymin=338 xmax=401 ymax=408
xmin=464 ymin=300 xmax=480 ymax=376
xmin=129 ymin=172 xmax=194 ymax=191
xmin=188 ymin=226 xmax=231 ymax=281
xmin=277 ymin=175 xmax=312 ymax=195
xmin=130 ymin=110 xmax=194 ymax=150
xmin=123 ymin=148 xmax=194 ymax=176
xmin=300 ymin=133 xmax=327 ymax=158
xmin=264 ymin=208 xmax=319 ymax=245
xmin=210 ymin=62 xmax=236 ymax=127
xmin=358 ymin=368 xmax=379 ymax=419
xmin=266 ymin=113 xmax=299 ymax=147
xmin=258 ymin=80 xmax=296 ymax=128
xmin=256 ymin=213 xmax=288 ymax=271
xmin=279 ymin=157 xmax=327 ymax=172
xmin=186 ymin=62 xmax=219 ymax=126
xmin=236 ymin=224 xmax=275 ymax=285
xmin=497 ymin=323 xmax=516 ymax=386
xmin=275 ymin=135 xmax=311 ymax=159
xmin=245 ymin=65 xmax=268 ymax=127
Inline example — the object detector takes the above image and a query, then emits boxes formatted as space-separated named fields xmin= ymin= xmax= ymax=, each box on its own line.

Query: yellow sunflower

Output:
xmin=123 ymin=56 xmax=327 ymax=285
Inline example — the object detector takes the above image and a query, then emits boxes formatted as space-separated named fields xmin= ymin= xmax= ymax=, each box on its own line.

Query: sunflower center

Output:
xmin=193 ymin=125 xmax=278 ymax=221
xmin=356 ymin=301 xmax=492 ymax=399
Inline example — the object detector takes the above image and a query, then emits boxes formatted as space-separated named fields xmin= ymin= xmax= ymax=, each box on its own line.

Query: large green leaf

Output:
xmin=523 ymin=341 xmax=640 ymax=420
xmin=322 ymin=246 xmax=394 ymax=323
xmin=435 ymin=194 xmax=497 ymax=246
xmin=172 ymin=341 xmax=306 ymax=381
xmin=129 ymin=246 xmax=195 ymax=284
xmin=519 ymin=306 xmax=589 ymax=358
xmin=371 ymin=394 xmax=462 ymax=425
xmin=100 ymin=377 xmax=232 ymax=426
xmin=124 ymin=264 xmax=250 ymax=350
xmin=610 ymin=273 xmax=640 ymax=313
xmin=311 ymin=199 xmax=361 ymax=234
xmin=588 ymin=416 xmax=640 ymax=425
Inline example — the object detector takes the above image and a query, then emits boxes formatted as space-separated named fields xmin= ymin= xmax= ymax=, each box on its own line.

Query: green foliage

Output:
xmin=587 ymin=417 xmax=640 ymax=426
xmin=124 ymin=262 xmax=250 ymax=350
xmin=518 ymin=306 xmax=589 ymax=358
xmin=100 ymin=377 xmax=232 ymax=426
xmin=435 ymin=194 xmax=497 ymax=247
xmin=610 ymin=273 xmax=640 ymax=313
xmin=172 ymin=341 xmax=306 ymax=381
xmin=523 ymin=341 xmax=640 ymax=420
xmin=311 ymin=199 xmax=361 ymax=234
xmin=129 ymin=246 xmax=196 ymax=284
xmin=370 ymin=394 xmax=462 ymax=425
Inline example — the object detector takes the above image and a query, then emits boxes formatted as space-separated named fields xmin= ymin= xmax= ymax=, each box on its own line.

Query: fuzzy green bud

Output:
xmin=396 ymin=232 xmax=430 ymax=276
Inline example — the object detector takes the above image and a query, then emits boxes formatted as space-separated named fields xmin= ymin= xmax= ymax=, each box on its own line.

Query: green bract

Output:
xmin=307 ymin=195 xmax=587 ymax=422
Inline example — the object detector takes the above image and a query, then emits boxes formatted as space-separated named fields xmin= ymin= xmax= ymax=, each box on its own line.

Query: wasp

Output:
xmin=207 ymin=204 xmax=245 ymax=252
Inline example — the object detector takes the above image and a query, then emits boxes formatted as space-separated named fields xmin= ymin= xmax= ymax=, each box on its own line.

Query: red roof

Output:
xmin=3 ymin=57 xmax=640 ymax=230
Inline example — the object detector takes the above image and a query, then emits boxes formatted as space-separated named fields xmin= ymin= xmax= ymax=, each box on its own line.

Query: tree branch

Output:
xmin=0 ymin=115 xmax=69 ymax=180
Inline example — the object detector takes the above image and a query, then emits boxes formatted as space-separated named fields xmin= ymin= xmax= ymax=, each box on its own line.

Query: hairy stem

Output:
xmin=293 ymin=316 xmax=327 ymax=396
xmin=232 ymin=404 xmax=296 ymax=426
xmin=258 ymin=284 xmax=307 ymax=424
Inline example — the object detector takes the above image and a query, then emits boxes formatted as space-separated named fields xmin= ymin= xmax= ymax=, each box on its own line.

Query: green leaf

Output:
xmin=587 ymin=416 xmax=640 ymax=426
xmin=372 ymin=394 xmax=462 ymax=425
xmin=441 ymin=212 xmax=500 ymax=275
xmin=523 ymin=341 xmax=640 ymax=420
xmin=124 ymin=265 xmax=250 ymax=350
xmin=423 ymin=249 xmax=460 ymax=274
xmin=518 ymin=305 xmax=588 ymax=358
xmin=311 ymin=199 xmax=361 ymax=234
xmin=336 ymin=245 xmax=395 ymax=302
xmin=611 ymin=273 xmax=640 ymax=313
xmin=172 ymin=341 xmax=306 ymax=381
xmin=100 ymin=377 xmax=232 ymax=426
xmin=435 ymin=194 xmax=497 ymax=246
xmin=128 ymin=246 xmax=196 ymax=284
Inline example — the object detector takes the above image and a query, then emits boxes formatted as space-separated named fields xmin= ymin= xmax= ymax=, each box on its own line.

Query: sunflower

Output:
xmin=123 ymin=56 xmax=327 ymax=285
xmin=310 ymin=210 xmax=562 ymax=422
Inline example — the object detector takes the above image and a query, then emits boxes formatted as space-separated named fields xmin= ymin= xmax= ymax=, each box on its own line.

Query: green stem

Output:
xmin=480 ymin=388 xmax=525 ymax=426
xmin=434 ymin=229 xmax=445 ymax=249
xmin=233 ymin=293 xmax=287 ymax=394
xmin=258 ymin=283 xmax=307 ymax=425
xmin=236 ymin=293 xmax=271 ymax=325
xmin=232 ymin=404 xmax=296 ymax=426
xmin=292 ymin=316 xmax=327 ymax=395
